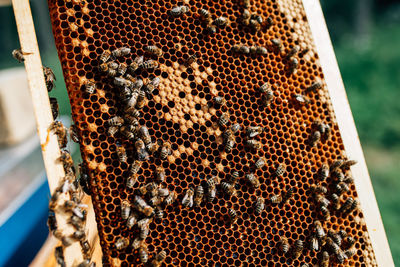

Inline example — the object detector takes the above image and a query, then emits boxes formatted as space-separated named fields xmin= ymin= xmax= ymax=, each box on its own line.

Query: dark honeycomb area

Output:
xmin=48 ymin=0 xmax=377 ymax=266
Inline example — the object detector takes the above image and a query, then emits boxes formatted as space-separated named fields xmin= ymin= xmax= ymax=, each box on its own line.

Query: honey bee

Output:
xmin=270 ymin=194 xmax=282 ymax=204
xmin=199 ymin=8 xmax=211 ymax=22
xmin=327 ymin=238 xmax=345 ymax=263
xmin=288 ymin=57 xmax=298 ymax=74
xmin=345 ymin=236 xmax=355 ymax=247
xmin=255 ymin=157 xmax=266 ymax=169
xmin=328 ymin=230 xmax=342 ymax=246
xmin=182 ymin=187 xmax=195 ymax=207
xmin=77 ymin=260 xmax=95 ymax=267
xmin=341 ymin=159 xmax=357 ymax=169
xmin=271 ymin=39 xmax=283 ymax=53
xmin=128 ymin=160 xmax=141 ymax=176
xmin=254 ymin=197 xmax=265 ymax=215
xmin=71 ymin=229 xmax=86 ymax=241
xmin=185 ymin=54 xmax=197 ymax=67
xmin=221 ymin=182 xmax=236 ymax=196
xmin=215 ymin=16 xmax=228 ymax=27
xmin=254 ymin=46 xmax=268 ymax=55
xmin=49 ymin=121 xmax=68 ymax=149
xmin=138 ymin=182 xmax=158 ymax=197
xmin=47 ymin=209 xmax=58 ymax=233
xmin=126 ymin=213 xmax=138 ymax=229
xmin=158 ymin=187 xmax=169 ymax=197
xmin=347 ymin=199 xmax=358 ymax=214
xmin=246 ymin=139 xmax=261 ymax=150
xmin=338 ymin=229 xmax=347 ymax=239
xmin=115 ymin=237 xmax=129 ymax=250
xmin=245 ymin=173 xmax=260 ymax=188
xmin=117 ymin=62 xmax=127 ymax=76
xmin=258 ymin=83 xmax=270 ymax=93
xmin=228 ymin=208 xmax=237 ymax=224
xmin=243 ymin=0 xmax=250 ymax=8
xmin=111 ymin=47 xmax=131 ymax=58
xmin=293 ymin=94 xmax=311 ymax=105
xmin=335 ymin=182 xmax=350 ymax=195
xmin=169 ymin=5 xmax=190 ymax=17
xmin=320 ymin=205 xmax=330 ymax=220
xmin=144 ymin=77 xmax=160 ymax=95
xmin=68 ymin=214 xmax=85 ymax=230
xmin=206 ymin=25 xmax=217 ymax=35
xmin=144 ymin=45 xmax=163 ymax=57
xmin=310 ymin=234 xmax=319 ymax=251
xmin=155 ymin=166 xmax=165 ymax=183
xmin=146 ymin=142 xmax=159 ymax=154
xmin=126 ymin=173 xmax=138 ymax=189
xmin=318 ymin=164 xmax=329 ymax=181
xmin=313 ymin=220 xmax=325 ymax=239
xmin=99 ymin=61 xmax=117 ymax=76
xmin=135 ymin=139 xmax=150 ymax=161
xmin=230 ymin=171 xmax=239 ymax=184
xmin=151 ymin=250 xmax=167 ymax=267
xmin=247 ymin=126 xmax=264 ymax=138
xmin=107 ymin=116 xmax=124 ymax=126
xmin=99 ymin=50 xmax=111 ymax=63
xmin=137 ymin=126 xmax=151 ymax=145
xmin=344 ymin=248 xmax=356 ymax=259
xmin=249 ymin=19 xmax=261 ymax=31
xmin=128 ymin=55 xmax=144 ymax=73
xmin=230 ymin=123 xmax=242 ymax=134
xmin=306 ymin=80 xmax=322 ymax=93
xmin=194 ymin=185 xmax=204 ymax=206
xmin=138 ymin=243 xmax=149 ymax=263
xmin=309 ymin=131 xmax=321 ymax=147
xmin=274 ymin=164 xmax=286 ymax=177
xmin=311 ymin=184 xmax=327 ymax=194
xmin=213 ymin=96 xmax=226 ymax=106
xmin=114 ymin=77 xmax=132 ymax=88
xmin=138 ymin=217 xmax=152 ymax=239
xmin=343 ymin=175 xmax=354 ymax=184
xmin=59 ymin=149 xmax=74 ymax=171
xmin=12 ymin=48 xmax=32 ymax=62
xmin=286 ymin=45 xmax=300 ymax=59
xmin=160 ymin=141 xmax=172 ymax=159
xmin=155 ymin=207 xmax=164 ymax=220
xmin=330 ymin=159 xmax=344 ymax=172
xmin=206 ymin=182 xmax=217 ymax=202
xmin=78 ymin=163 xmax=91 ymax=195
xmin=262 ymin=90 xmax=274 ymax=107
xmin=232 ymin=44 xmax=250 ymax=54
xmin=292 ymin=240 xmax=303 ymax=259
xmin=139 ymin=60 xmax=159 ymax=69
xmin=117 ymin=145 xmax=127 ymax=163
xmin=43 ymin=67 xmax=56 ymax=92
xmin=320 ymin=251 xmax=329 ymax=267
xmin=121 ymin=200 xmax=131 ymax=220
xmin=278 ymin=237 xmax=289 ymax=254
xmin=224 ymin=135 xmax=235 ymax=152
xmin=282 ymin=188 xmax=294 ymax=203
xmin=332 ymin=169 xmax=344 ymax=181
xmin=149 ymin=195 xmax=163 ymax=207
xmin=164 ymin=191 xmax=177 ymax=206
xmin=60 ymin=234 xmax=75 ymax=247
xmin=54 ymin=246 xmax=65 ymax=267
xmin=49 ymin=97 xmax=59 ymax=119
xmin=134 ymin=195 xmax=154 ymax=217
xmin=315 ymin=194 xmax=330 ymax=207
xmin=120 ymin=125 xmax=135 ymax=140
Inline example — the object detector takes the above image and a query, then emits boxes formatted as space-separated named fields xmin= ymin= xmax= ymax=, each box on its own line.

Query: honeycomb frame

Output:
xmin=47 ymin=0 xmax=382 ymax=266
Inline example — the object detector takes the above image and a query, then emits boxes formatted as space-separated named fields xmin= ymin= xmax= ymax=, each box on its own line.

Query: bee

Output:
xmin=139 ymin=60 xmax=158 ymax=69
xmin=107 ymin=116 xmax=124 ymax=127
xmin=54 ymin=246 xmax=65 ymax=267
xmin=128 ymin=161 xmax=141 ymax=177
xmin=149 ymin=195 xmax=163 ymax=207
xmin=249 ymin=19 xmax=261 ymax=31
xmin=151 ymin=250 xmax=167 ymax=267
xmin=341 ymin=159 xmax=357 ymax=169
xmin=121 ymin=200 xmax=131 ymax=220
xmin=270 ymin=193 xmax=282 ymax=204
xmin=309 ymin=131 xmax=321 ymax=147
xmin=115 ymin=237 xmax=129 ymax=250
xmin=311 ymin=184 xmax=327 ymax=194
xmin=306 ymin=80 xmax=322 ymax=93
xmin=313 ymin=220 xmax=325 ymax=239
xmin=114 ymin=77 xmax=132 ymax=88
xmin=327 ymin=238 xmax=345 ymax=263
xmin=206 ymin=25 xmax=217 ymax=35
xmin=271 ymin=39 xmax=283 ymax=53
xmin=347 ymin=199 xmax=358 ymax=214
xmin=160 ymin=141 xmax=172 ymax=159
xmin=213 ymin=96 xmax=226 ymax=106
xmin=254 ymin=197 xmax=265 ymax=215
xmin=77 ymin=260 xmax=95 ymax=267
xmin=50 ymin=97 xmax=59 ymax=119
xmin=230 ymin=123 xmax=242 ymax=134
xmin=117 ymin=62 xmax=127 ymax=76
xmin=155 ymin=207 xmax=164 ymax=220
xmin=264 ymin=16 xmax=274 ymax=29
xmin=60 ymin=234 xmax=75 ymax=247
xmin=68 ymin=214 xmax=85 ymax=230
xmin=243 ymin=0 xmax=250 ymax=8
xmin=331 ymin=169 xmax=344 ymax=181
xmin=215 ymin=16 xmax=228 ymax=27
xmin=328 ymin=230 xmax=342 ymax=246
xmin=293 ymin=94 xmax=311 ymax=105
xmin=134 ymin=195 xmax=154 ymax=217
xmin=251 ymin=14 xmax=263 ymax=24
xmin=250 ymin=46 xmax=267 ymax=55
xmin=135 ymin=139 xmax=150 ymax=161
xmin=278 ymin=237 xmax=289 ymax=254
xmin=206 ymin=183 xmax=217 ymax=202
xmin=138 ymin=218 xmax=152 ymax=239
xmin=310 ymin=234 xmax=319 ymax=251
xmin=43 ymin=67 xmax=56 ymax=92
xmin=224 ymin=135 xmax=235 ymax=152
xmin=49 ymin=121 xmax=68 ymax=148
xmin=315 ymin=194 xmax=330 ymax=207
xmin=120 ymin=125 xmax=135 ymax=140
xmin=229 ymin=171 xmax=239 ymax=184
xmin=69 ymin=124 xmax=79 ymax=144
xmin=275 ymin=164 xmax=286 ymax=177
xmin=126 ymin=213 xmax=138 ymax=229
xmin=144 ymin=45 xmax=163 ymax=57
xmin=254 ymin=157 xmax=266 ymax=169
xmin=13 ymin=48 xmax=32 ymax=62
xmin=247 ymin=126 xmax=264 ymax=138
xmin=194 ymin=185 xmax=204 ymax=206
xmin=158 ymin=187 xmax=170 ymax=197
xmin=345 ymin=236 xmax=356 ymax=247
xmin=246 ymin=139 xmax=262 ymax=150
xmin=164 ymin=191 xmax=177 ymax=206
xmin=116 ymin=145 xmax=127 ymax=163
xmin=330 ymin=159 xmax=344 ymax=171
xmin=59 ymin=149 xmax=74 ymax=171
xmin=335 ymin=182 xmax=350 ymax=195
xmin=144 ymin=77 xmax=160 ymax=95
xmin=292 ymin=240 xmax=303 ymax=259
xmin=288 ymin=57 xmax=298 ymax=74
xmin=282 ymin=188 xmax=294 ymax=203
xmin=138 ymin=244 xmax=149 ymax=263
xmin=99 ymin=61 xmax=116 ymax=76
xmin=169 ymin=5 xmax=190 ymax=17
xmin=138 ymin=182 xmax=158 ymax=197
xmin=199 ymin=8 xmax=211 ymax=22
xmin=71 ymin=229 xmax=86 ymax=241
xmin=245 ymin=173 xmax=260 ymax=188
xmin=261 ymin=89 xmax=274 ymax=107
xmin=185 ymin=54 xmax=197 ymax=67
xmin=344 ymin=248 xmax=356 ymax=259
xmin=286 ymin=45 xmax=300 ymax=59
xmin=320 ymin=251 xmax=329 ymax=267
xmin=320 ymin=205 xmax=330 ymax=220
xmin=221 ymin=182 xmax=236 ymax=196
xmin=155 ymin=166 xmax=165 ymax=183
xmin=258 ymin=83 xmax=270 ymax=93
xmin=47 ymin=210 xmax=58 ymax=233
xmin=182 ymin=187 xmax=195 ymax=207
xmin=318 ymin=164 xmax=329 ymax=181
xmin=112 ymin=47 xmax=131 ymax=58
xmin=228 ymin=208 xmax=237 ymax=224
xmin=232 ymin=44 xmax=250 ymax=54
xmin=99 ymin=50 xmax=111 ymax=63
xmin=343 ymin=175 xmax=354 ymax=184
xmin=338 ymin=229 xmax=347 ymax=239
xmin=128 ymin=55 xmax=144 ymax=73
xmin=146 ymin=142 xmax=159 ymax=154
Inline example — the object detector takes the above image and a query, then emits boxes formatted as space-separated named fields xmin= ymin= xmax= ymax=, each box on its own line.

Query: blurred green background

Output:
xmin=0 ymin=0 xmax=399 ymax=264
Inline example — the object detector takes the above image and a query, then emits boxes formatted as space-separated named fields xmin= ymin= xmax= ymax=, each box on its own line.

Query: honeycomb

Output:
xmin=47 ymin=0 xmax=377 ymax=266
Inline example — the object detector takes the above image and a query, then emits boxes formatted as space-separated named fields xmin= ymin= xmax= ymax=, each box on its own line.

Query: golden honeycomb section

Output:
xmin=48 ymin=0 xmax=377 ymax=266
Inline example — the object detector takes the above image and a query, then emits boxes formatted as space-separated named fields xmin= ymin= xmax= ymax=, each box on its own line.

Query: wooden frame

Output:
xmin=303 ymin=0 xmax=394 ymax=266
